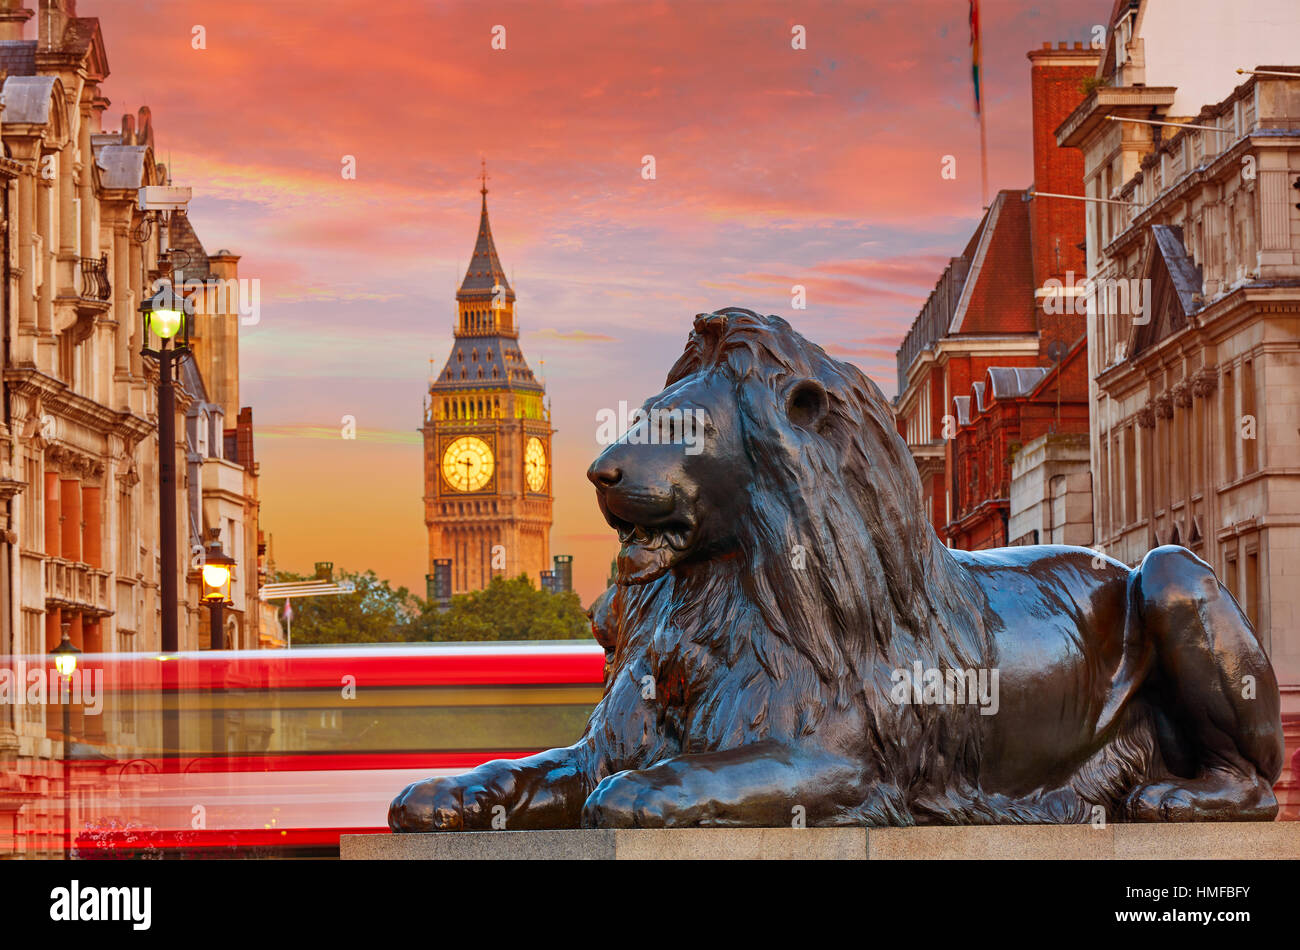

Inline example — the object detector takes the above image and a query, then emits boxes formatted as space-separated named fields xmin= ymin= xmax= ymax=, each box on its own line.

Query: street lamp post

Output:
xmin=200 ymin=537 xmax=235 ymax=759
xmin=140 ymin=284 xmax=194 ymax=655
xmin=50 ymin=621 xmax=81 ymax=861
xmin=201 ymin=538 xmax=235 ymax=650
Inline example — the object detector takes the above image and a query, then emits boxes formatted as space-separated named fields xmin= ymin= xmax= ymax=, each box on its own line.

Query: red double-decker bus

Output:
xmin=5 ymin=641 xmax=604 ymax=858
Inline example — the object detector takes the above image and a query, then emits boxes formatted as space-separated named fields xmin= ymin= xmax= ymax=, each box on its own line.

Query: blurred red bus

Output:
xmin=2 ymin=642 xmax=604 ymax=858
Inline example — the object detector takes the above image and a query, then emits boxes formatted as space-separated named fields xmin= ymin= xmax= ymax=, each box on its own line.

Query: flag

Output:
xmin=969 ymin=0 xmax=982 ymax=115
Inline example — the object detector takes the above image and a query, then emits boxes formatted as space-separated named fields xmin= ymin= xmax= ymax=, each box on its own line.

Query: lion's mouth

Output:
xmin=605 ymin=514 xmax=694 ymax=584
xmin=610 ymin=516 xmax=692 ymax=552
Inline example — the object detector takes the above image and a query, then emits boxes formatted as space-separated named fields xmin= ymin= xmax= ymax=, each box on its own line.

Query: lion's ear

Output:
xmin=785 ymin=378 xmax=829 ymax=430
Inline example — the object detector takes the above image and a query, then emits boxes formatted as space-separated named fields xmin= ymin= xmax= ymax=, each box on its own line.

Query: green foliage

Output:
xmin=273 ymin=569 xmax=592 ymax=645
xmin=1079 ymin=75 xmax=1110 ymax=96
xmin=274 ymin=569 xmax=418 ymax=645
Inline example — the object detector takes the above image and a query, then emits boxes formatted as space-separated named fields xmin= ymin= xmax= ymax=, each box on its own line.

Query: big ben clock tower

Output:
xmin=423 ymin=171 xmax=553 ymax=594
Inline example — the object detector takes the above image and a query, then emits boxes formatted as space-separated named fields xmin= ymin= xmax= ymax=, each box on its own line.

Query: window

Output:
xmin=1111 ymin=433 xmax=1122 ymax=529
xmin=1242 ymin=360 xmax=1257 ymax=473
xmin=1222 ymin=368 xmax=1237 ymax=482
xmin=1192 ymin=395 xmax=1204 ymax=494
xmin=118 ymin=489 xmax=133 ymax=574
xmin=1244 ymin=548 xmax=1259 ymax=631
xmin=23 ymin=457 xmax=40 ymax=549
xmin=197 ymin=411 xmax=209 ymax=456
xmin=1123 ymin=426 xmax=1137 ymax=525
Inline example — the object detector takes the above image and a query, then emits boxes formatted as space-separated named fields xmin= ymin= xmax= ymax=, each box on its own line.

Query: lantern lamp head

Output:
xmin=202 ymin=545 xmax=236 ymax=604
xmin=140 ymin=284 xmax=195 ymax=353
xmin=51 ymin=632 xmax=81 ymax=678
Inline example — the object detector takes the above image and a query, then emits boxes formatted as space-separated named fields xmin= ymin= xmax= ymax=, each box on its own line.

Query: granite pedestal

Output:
xmin=341 ymin=823 xmax=1300 ymax=860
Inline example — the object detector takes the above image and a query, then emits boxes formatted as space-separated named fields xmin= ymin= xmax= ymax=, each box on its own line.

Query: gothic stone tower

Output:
xmin=423 ymin=180 xmax=553 ymax=594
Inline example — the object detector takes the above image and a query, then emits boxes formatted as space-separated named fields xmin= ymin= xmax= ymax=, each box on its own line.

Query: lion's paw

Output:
xmin=1123 ymin=771 xmax=1277 ymax=822
xmin=389 ymin=777 xmax=499 ymax=832
xmin=581 ymin=774 xmax=684 ymax=829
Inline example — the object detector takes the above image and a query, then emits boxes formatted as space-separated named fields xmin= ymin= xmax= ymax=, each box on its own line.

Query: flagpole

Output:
xmin=970 ymin=0 xmax=988 ymax=208
xmin=979 ymin=102 xmax=989 ymax=209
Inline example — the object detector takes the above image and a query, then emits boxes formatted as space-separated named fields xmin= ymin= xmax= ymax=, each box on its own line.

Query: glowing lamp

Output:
xmin=202 ymin=547 xmax=236 ymax=605
xmin=139 ymin=284 xmax=194 ymax=354
xmin=50 ymin=630 xmax=81 ymax=679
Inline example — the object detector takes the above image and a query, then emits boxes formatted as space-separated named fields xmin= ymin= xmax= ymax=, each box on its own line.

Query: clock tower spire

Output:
xmin=422 ymin=173 xmax=554 ymax=596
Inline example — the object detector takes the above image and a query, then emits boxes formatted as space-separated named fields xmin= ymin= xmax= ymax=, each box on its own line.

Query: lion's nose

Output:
xmin=587 ymin=460 xmax=622 ymax=490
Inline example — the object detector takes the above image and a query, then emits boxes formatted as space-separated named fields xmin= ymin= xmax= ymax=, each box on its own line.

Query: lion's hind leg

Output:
xmin=1122 ymin=546 xmax=1283 ymax=821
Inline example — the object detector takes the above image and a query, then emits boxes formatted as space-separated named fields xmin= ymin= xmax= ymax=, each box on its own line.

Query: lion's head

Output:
xmin=589 ymin=308 xmax=988 ymax=691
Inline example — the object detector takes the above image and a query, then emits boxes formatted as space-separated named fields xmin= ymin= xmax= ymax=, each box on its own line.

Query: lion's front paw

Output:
xmin=388 ymin=776 xmax=500 ymax=832
xmin=581 ymin=773 xmax=696 ymax=829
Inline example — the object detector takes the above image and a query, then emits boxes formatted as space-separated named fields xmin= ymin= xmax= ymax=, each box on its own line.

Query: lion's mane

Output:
xmin=596 ymin=308 xmax=1111 ymax=824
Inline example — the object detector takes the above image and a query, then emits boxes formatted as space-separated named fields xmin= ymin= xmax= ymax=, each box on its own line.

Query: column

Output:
xmin=43 ymin=472 xmax=60 ymax=556
xmin=83 ymin=619 xmax=105 ymax=741
xmin=113 ymin=222 xmax=130 ymax=380
xmin=17 ymin=166 xmax=35 ymax=331
xmin=129 ymin=232 xmax=143 ymax=378
xmin=44 ymin=608 xmax=61 ymax=742
xmin=36 ymin=168 xmax=52 ymax=333
xmin=58 ymin=135 xmax=76 ymax=283
xmin=67 ymin=612 xmax=84 ymax=737
xmin=78 ymin=110 xmax=94 ymax=256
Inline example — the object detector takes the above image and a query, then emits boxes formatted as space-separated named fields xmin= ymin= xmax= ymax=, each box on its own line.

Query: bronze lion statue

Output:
xmin=391 ymin=308 xmax=1282 ymax=829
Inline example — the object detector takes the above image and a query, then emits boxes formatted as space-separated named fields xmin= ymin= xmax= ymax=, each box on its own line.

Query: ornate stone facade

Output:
xmin=1058 ymin=0 xmax=1300 ymax=816
xmin=0 ymin=0 xmax=265 ymax=855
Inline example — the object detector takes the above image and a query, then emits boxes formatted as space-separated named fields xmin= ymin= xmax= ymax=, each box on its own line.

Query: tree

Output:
xmin=273 ymin=569 xmax=592 ymax=644
xmin=272 ymin=569 xmax=419 ymax=645
xmin=409 ymin=574 xmax=591 ymax=642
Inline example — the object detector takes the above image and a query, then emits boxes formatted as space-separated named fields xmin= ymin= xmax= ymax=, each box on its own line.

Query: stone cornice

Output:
xmin=3 ymin=367 xmax=154 ymax=443
xmin=45 ymin=442 xmax=104 ymax=479
xmin=1095 ymin=287 xmax=1300 ymax=390
xmin=1056 ymin=86 xmax=1179 ymax=149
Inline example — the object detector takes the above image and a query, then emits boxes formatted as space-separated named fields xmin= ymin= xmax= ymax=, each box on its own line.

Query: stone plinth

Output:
xmin=341 ymin=823 xmax=1300 ymax=860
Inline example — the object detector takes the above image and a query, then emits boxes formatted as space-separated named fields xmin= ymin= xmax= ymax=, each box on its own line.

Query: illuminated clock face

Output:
xmin=524 ymin=437 xmax=547 ymax=492
xmin=442 ymin=436 xmax=494 ymax=492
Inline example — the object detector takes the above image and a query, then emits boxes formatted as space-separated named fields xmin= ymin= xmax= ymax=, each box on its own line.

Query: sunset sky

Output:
xmin=84 ymin=0 xmax=1100 ymax=604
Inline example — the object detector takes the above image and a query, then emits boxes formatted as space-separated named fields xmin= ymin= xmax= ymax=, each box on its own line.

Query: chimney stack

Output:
xmin=37 ymin=0 xmax=75 ymax=50
xmin=0 ymin=1 xmax=33 ymax=43
xmin=1025 ymin=44 xmax=1102 ymax=293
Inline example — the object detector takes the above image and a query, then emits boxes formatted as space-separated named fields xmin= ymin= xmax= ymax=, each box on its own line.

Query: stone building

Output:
xmin=1055 ymin=0 xmax=1300 ymax=813
xmin=894 ymin=43 xmax=1098 ymax=549
xmin=0 ymin=0 xmax=264 ymax=854
xmin=422 ymin=177 xmax=554 ymax=594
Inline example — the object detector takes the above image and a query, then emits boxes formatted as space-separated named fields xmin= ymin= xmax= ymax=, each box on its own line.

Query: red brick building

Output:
xmin=894 ymin=43 xmax=1098 ymax=549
